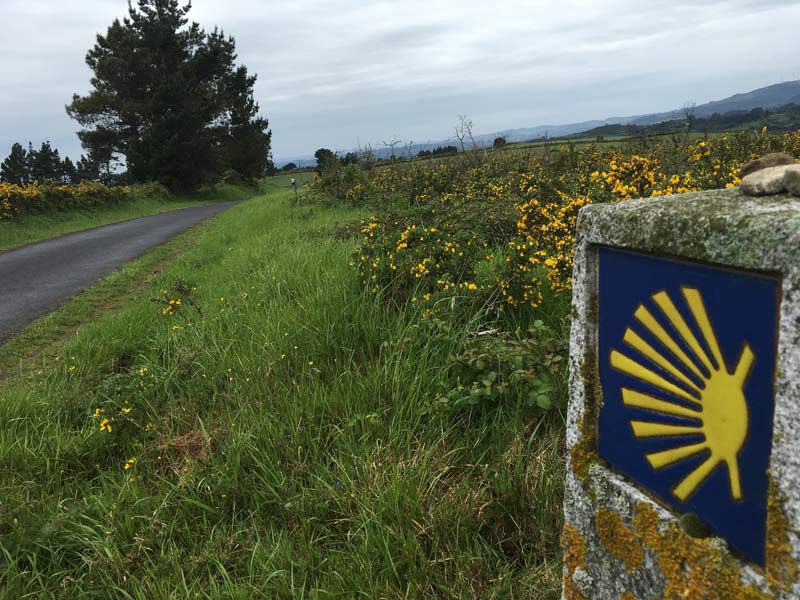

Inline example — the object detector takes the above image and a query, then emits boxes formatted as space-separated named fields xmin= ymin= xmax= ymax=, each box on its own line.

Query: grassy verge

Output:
xmin=0 ymin=181 xmax=565 ymax=598
xmin=0 ymin=174 xmax=316 ymax=253
xmin=0 ymin=194 xmax=208 ymax=253
xmin=0 ymin=218 xmax=213 ymax=382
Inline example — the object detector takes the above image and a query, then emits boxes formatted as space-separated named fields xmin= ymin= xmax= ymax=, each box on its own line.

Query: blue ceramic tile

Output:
xmin=597 ymin=246 xmax=780 ymax=565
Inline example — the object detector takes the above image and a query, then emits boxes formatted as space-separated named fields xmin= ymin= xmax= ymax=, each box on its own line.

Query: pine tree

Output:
xmin=62 ymin=157 xmax=77 ymax=183
xmin=67 ymin=0 xmax=271 ymax=190
xmin=75 ymin=155 xmax=101 ymax=183
xmin=29 ymin=141 xmax=63 ymax=182
xmin=221 ymin=65 xmax=273 ymax=180
xmin=0 ymin=143 xmax=30 ymax=184
xmin=25 ymin=142 xmax=36 ymax=178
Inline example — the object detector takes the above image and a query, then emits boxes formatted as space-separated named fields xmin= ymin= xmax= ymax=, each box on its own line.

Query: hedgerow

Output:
xmin=310 ymin=129 xmax=800 ymax=315
xmin=0 ymin=181 xmax=181 ymax=222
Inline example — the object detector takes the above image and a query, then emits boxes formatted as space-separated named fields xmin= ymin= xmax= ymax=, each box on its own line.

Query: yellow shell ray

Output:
xmin=634 ymin=305 xmax=706 ymax=381
xmin=611 ymin=287 xmax=753 ymax=502
xmin=610 ymin=351 xmax=700 ymax=405
xmin=622 ymin=330 xmax=702 ymax=393
xmin=652 ymin=290 xmax=716 ymax=373
xmin=683 ymin=288 xmax=726 ymax=371
xmin=621 ymin=388 xmax=700 ymax=421
xmin=645 ymin=441 xmax=708 ymax=469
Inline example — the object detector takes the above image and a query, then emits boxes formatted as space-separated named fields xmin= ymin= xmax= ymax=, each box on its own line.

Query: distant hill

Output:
xmin=469 ymin=120 xmax=612 ymax=146
xmin=562 ymin=103 xmax=800 ymax=140
xmin=625 ymin=81 xmax=800 ymax=126
xmin=468 ymin=81 xmax=800 ymax=145
xmin=273 ymin=80 xmax=800 ymax=167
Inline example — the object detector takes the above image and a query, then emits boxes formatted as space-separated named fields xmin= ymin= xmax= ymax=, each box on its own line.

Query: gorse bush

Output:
xmin=0 ymin=181 xmax=130 ymax=221
xmin=310 ymin=128 xmax=800 ymax=317
xmin=0 ymin=180 xmax=184 ymax=222
xmin=354 ymin=213 xmax=490 ymax=306
xmin=127 ymin=181 xmax=174 ymax=202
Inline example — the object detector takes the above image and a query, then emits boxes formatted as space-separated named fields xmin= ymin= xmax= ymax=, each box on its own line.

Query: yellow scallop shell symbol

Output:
xmin=610 ymin=287 xmax=754 ymax=502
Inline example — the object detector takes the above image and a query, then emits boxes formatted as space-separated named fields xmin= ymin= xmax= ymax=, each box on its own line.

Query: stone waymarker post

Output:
xmin=563 ymin=188 xmax=800 ymax=599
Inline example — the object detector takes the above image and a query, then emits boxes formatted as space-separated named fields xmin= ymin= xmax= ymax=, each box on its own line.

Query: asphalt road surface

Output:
xmin=0 ymin=202 xmax=237 ymax=343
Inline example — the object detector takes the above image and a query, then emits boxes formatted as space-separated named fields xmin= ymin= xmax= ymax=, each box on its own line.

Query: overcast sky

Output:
xmin=1 ymin=0 xmax=798 ymax=164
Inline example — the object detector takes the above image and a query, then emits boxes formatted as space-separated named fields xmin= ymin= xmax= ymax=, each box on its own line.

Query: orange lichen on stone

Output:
xmin=619 ymin=594 xmax=636 ymax=600
xmin=562 ymin=523 xmax=587 ymax=573
xmin=570 ymin=434 xmax=595 ymax=482
xmin=764 ymin=479 xmax=799 ymax=593
xmin=632 ymin=503 xmax=770 ymax=600
xmin=563 ymin=573 xmax=589 ymax=600
xmin=595 ymin=508 xmax=644 ymax=573
xmin=562 ymin=524 xmax=589 ymax=600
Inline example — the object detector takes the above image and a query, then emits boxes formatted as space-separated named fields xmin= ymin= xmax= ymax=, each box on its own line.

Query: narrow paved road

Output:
xmin=0 ymin=202 xmax=236 ymax=343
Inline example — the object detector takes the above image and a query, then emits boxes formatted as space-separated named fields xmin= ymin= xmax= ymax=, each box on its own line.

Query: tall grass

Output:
xmin=0 ymin=175 xmax=313 ymax=253
xmin=0 ymin=182 xmax=564 ymax=598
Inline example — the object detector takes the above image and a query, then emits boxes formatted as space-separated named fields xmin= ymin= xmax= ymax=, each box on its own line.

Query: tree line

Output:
xmin=4 ymin=0 xmax=273 ymax=191
xmin=0 ymin=141 xmax=104 ymax=185
xmin=416 ymin=145 xmax=459 ymax=157
xmin=306 ymin=144 xmax=462 ymax=174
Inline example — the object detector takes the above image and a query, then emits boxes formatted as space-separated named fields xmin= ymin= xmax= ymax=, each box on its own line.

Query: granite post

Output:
xmin=563 ymin=188 xmax=800 ymax=599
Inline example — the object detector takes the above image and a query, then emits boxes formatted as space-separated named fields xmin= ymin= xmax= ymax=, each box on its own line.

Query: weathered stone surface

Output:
xmin=740 ymin=165 xmax=792 ymax=196
xmin=563 ymin=188 xmax=800 ymax=599
xmin=783 ymin=164 xmax=800 ymax=197
xmin=740 ymin=153 xmax=796 ymax=178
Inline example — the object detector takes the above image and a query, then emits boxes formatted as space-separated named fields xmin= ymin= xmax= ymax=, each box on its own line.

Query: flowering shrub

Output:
xmin=0 ymin=181 xmax=130 ymax=220
xmin=590 ymin=156 xmax=664 ymax=200
xmin=503 ymin=192 xmax=592 ymax=307
xmin=353 ymin=207 xmax=493 ymax=311
xmin=312 ymin=130 xmax=800 ymax=314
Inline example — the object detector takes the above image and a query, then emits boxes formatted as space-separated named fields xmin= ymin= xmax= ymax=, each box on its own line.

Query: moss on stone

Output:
xmin=571 ymin=345 xmax=602 ymax=483
xmin=678 ymin=513 xmax=712 ymax=539
xmin=582 ymin=190 xmax=800 ymax=271
xmin=561 ymin=511 xmax=590 ymax=599
xmin=584 ymin=290 xmax=599 ymax=333
xmin=570 ymin=417 xmax=597 ymax=483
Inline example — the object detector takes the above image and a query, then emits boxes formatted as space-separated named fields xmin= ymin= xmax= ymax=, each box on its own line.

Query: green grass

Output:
xmin=381 ymin=131 xmax=718 ymax=169
xmin=500 ymin=130 xmax=712 ymax=152
xmin=260 ymin=171 xmax=316 ymax=192
xmin=0 ymin=177 xmax=304 ymax=253
xmin=0 ymin=217 xmax=214 ymax=381
xmin=0 ymin=194 xmax=206 ymax=254
xmin=0 ymin=181 xmax=565 ymax=598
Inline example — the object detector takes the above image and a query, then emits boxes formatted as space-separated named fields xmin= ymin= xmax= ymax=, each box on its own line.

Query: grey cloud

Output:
xmin=358 ymin=23 xmax=448 ymax=52
xmin=1 ymin=0 xmax=798 ymax=162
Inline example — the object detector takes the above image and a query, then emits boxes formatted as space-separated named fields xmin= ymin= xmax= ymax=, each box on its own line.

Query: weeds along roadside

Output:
xmin=0 ymin=216 xmax=216 ymax=381
xmin=302 ymin=129 xmax=800 ymax=417
xmin=0 ymin=178 xmax=311 ymax=375
xmin=0 ymin=185 xmax=566 ymax=597
xmin=5 ymin=128 xmax=792 ymax=595
xmin=0 ymin=175 xmax=312 ymax=253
